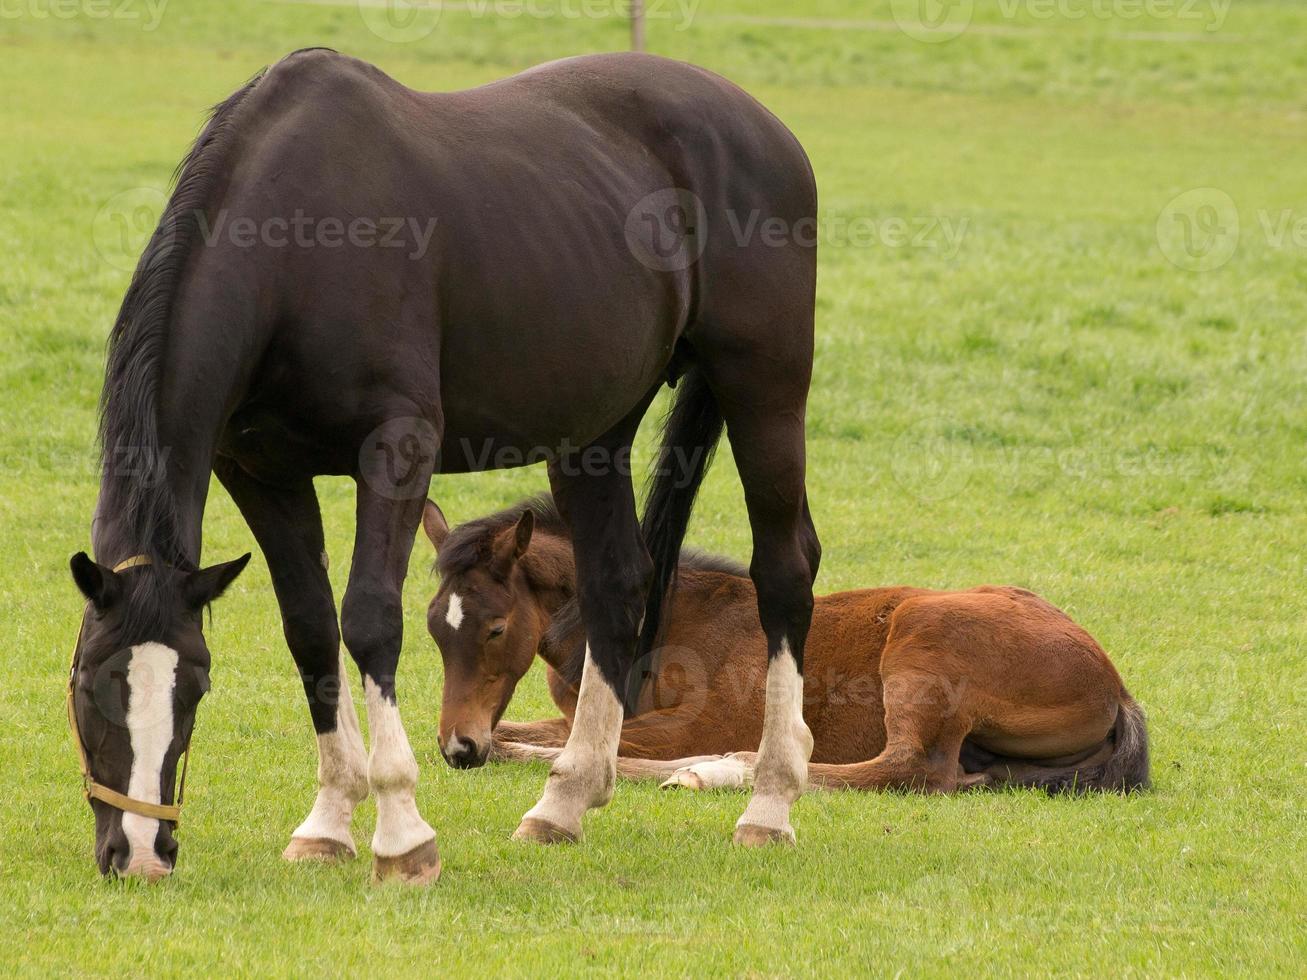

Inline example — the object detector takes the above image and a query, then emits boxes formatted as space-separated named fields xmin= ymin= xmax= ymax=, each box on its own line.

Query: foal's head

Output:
xmin=422 ymin=499 xmax=567 ymax=769
xmin=67 ymin=552 xmax=249 ymax=880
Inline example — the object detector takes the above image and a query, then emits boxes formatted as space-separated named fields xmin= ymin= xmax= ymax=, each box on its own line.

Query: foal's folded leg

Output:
xmin=493 ymin=717 xmax=571 ymax=747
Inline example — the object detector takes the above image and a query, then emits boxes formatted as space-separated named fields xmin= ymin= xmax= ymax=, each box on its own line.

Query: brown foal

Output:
xmin=422 ymin=498 xmax=1149 ymax=794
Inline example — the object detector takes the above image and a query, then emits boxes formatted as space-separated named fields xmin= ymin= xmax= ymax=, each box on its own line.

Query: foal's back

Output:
xmin=650 ymin=578 xmax=1121 ymax=765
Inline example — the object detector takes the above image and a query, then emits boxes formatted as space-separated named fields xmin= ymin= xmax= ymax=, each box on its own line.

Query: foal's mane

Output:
xmin=96 ymin=63 xmax=268 ymax=637
xmin=436 ymin=494 xmax=575 ymax=595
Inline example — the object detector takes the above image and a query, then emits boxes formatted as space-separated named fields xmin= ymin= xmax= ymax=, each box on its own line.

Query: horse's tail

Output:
xmin=629 ymin=367 xmax=725 ymax=712
xmin=1016 ymin=693 xmax=1151 ymax=794
xmin=960 ymin=692 xmax=1151 ymax=795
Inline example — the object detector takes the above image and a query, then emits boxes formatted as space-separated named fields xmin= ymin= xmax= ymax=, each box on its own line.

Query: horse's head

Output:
xmin=422 ymin=500 xmax=543 ymax=769
xmin=67 ymin=551 xmax=249 ymax=880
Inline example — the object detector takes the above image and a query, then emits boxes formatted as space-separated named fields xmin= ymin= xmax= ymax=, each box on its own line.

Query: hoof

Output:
xmin=372 ymin=838 xmax=441 ymax=885
xmin=733 ymin=822 xmax=796 ymax=848
xmin=511 ymin=817 xmax=579 ymax=844
xmin=958 ymin=771 xmax=994 ymax=791
xmin=282 ymin=836 xmax=356 ymax=863
xmin=660 ymin=771 xmax=705 ymax=791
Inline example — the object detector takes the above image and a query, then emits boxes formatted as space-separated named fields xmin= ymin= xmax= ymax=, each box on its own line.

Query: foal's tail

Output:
xmin=630 ymin=367 xmax=725 ymax=712
xmin=978 ymin=693 xmax=1152 ymax=794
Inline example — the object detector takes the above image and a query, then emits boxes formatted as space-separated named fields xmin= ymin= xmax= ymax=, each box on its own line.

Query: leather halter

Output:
xmin=67 ymin=555 xmax=189 ymax=826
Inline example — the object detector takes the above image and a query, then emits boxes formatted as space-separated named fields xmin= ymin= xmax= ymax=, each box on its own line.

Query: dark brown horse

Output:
xmin=68 ymin=50 xmax=820 ymax=882
xmin=423 ymin=498 xmax=1150 ymax=794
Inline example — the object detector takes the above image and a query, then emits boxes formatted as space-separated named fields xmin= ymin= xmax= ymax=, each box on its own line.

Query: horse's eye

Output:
xmin=487 ymin=623 xmax=506 ymax=639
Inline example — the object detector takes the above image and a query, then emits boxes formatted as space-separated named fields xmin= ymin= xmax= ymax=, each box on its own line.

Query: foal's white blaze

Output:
xmin=518 ymin=645 xmax=622 ymax=839
xmin=736 ymin=641 xmax=812 ymax=839
xmin=289 ymin=649 xmax=369 ymax=853
xmin=444 ymin=592 xmax=465 ymax=631
xmin=363 ymin=676 xmax=436 ymax=858
xmin=121 ymin=642 xmax=179 ymax=875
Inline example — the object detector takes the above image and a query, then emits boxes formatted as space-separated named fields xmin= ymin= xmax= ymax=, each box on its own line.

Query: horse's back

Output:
xmin=210 ymin=50 xmax=817 ymax=463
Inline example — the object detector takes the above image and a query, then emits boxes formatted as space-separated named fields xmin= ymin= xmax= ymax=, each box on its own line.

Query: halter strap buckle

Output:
xmin=67 ymin=554 xmax=190 ymax=827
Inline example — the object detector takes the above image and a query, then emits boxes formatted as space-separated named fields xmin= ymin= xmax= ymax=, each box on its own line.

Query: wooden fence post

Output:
xmin=631 ymin=0 xmax=645 ymax=52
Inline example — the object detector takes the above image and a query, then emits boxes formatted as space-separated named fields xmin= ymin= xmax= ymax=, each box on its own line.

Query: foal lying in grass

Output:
xmin=422 ymin=497 xmax=1149 ymax=794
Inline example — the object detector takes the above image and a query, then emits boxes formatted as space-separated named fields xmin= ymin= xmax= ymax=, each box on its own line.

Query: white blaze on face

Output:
xmin=445 ymin=592 xmax=465 ymax=631
xmin=121 ymin=642 xmax=179 ymax=871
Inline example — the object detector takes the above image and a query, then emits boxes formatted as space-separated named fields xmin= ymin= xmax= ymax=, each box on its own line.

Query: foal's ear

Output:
xmin=512 ymin=509 xmax=534 ymax=559
xmin=491 ymin=509 xmax=534 ymax=576
xmin=183 ymin=553 xmax=252 ymax=609
xmin=422 ymin=499 xmax=450 ymax=551
xmin=70 ymin=552 xmax=121 ymax=611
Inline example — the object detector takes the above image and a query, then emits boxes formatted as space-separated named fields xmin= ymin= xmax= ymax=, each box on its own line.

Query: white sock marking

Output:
xmin=520 ymin=645 xmax=622 ymax=837
xmin=445 ymin=592 xmax=465 ymax=631
xmin=364 ymin=676 xmax=435 ymax=858
xmin=736 ymin=642 xmax=812 ymax=837
xmin=121 ymin=642 xmax=178 ymax=875
xmin=290 ymin=649 xmax=369 ymax=851
xmin=662 ymin=754 xmax=755 ymax=791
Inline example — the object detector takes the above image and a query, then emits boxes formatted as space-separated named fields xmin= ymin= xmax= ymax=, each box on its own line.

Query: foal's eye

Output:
xmin=487 ymin=623 xmax=506 ymax=639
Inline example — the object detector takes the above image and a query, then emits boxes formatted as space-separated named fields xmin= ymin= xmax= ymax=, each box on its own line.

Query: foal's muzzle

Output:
xmin=441 ymin=734 xmax=488 ymax=769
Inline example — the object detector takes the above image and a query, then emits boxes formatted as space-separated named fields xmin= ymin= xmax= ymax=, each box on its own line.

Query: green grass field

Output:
xmin=2 ymin=1 xmax=1304 ymax=974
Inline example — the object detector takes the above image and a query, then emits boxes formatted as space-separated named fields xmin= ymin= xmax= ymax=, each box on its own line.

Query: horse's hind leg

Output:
xmin=698 ymin=361 xmax=821 ymax=845
xmin=215 ymin=459 xmax=369 ymax=862
xmin=514 ymin=410 xmax=652 ymax=844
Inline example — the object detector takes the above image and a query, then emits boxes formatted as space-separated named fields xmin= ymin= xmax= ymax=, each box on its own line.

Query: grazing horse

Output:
xmin=422 ymin=499 xmax=1150 ymax=794
xmin=67 ymin=49 xmax=820 ymax=881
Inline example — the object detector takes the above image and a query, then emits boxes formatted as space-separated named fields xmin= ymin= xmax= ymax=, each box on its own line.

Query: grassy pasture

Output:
xmin=1 ymin=1 xmax=1304 ymax=975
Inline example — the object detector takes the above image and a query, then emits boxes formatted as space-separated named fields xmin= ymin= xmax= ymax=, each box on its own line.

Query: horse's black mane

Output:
xmin=96 ymin=65 xmax=267 ymax=639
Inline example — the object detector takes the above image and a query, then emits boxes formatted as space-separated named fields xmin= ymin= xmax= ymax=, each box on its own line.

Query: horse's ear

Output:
xmin=491 ymin=509 xmax=533 ymax=576
xmin=513 ymin=509 xmax=534 ymax=559
xmin=422 ymin=499 xmax=450 ymax=551
xmin=70 ymin=552 xmax=121 ymax=611
xmin=184 ymin=553 xmax=252 ymax=609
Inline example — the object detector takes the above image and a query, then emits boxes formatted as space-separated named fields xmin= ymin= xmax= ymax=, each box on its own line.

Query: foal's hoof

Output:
xmin=282 ymin=836 xmax=355 ymax=863
xmin=660 ymin=769 xmax=706 ymax=790
xmin=511 ymin=817 xmax=579 ymax=845
xmin=372 ymin=838 xmax=442 ymax=885
xmin=733 ymin=823 xmax=796 ymax=848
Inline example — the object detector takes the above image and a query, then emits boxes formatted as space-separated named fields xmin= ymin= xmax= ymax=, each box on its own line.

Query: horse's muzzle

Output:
xmin=441 ymin=734 xmax=488 ymax=770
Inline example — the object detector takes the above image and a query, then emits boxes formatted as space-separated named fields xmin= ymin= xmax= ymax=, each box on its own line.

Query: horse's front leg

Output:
xmin=215 ymin=459 xmax=369 ymax=862
xmin=341 ymin=444 xmax=441 ymax=884
xmin=513 ymin=450 xmax=650 ymax=844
